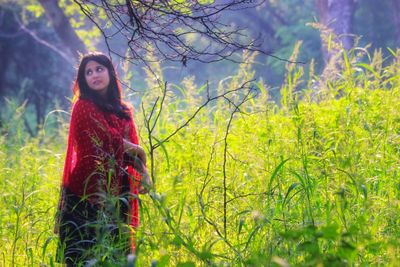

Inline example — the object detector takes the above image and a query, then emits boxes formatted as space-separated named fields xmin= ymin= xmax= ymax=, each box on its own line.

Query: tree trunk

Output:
xmin=38 ymin=0 xmax=87 ymax=62
xmin=0 ymin=43 xmax=9 ymax=97
xmin=240 ymin=7 xmax=275 ymax=41
xmin=392 ymin=0 xmax=400 ymax=47
xmin=316 ymin=0 xmax=355 ymax=62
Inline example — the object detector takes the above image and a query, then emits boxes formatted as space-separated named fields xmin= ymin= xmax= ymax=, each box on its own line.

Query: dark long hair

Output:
xmin=72 ymin=52 xmax=131 ymax=120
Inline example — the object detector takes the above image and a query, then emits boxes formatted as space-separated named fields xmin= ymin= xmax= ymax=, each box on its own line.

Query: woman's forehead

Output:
xmin=85 ymin=60 xmax=106 ymax=70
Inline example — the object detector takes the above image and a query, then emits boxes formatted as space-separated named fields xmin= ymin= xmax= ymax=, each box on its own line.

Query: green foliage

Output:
xmin=1 ymin=48 xmax=400 ymax=266
xmin=0 ymin=100 xmax=67 ymax=266
xmin=25 ymin=4 xmax=44 ymax=18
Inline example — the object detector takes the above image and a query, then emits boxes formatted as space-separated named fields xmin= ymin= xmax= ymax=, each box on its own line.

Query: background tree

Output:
xmin=316 ymin=0 xmax=355 ymax=63
xmin=38 ymin=0 xmax=87 ymax=62
xmin=1 ymin=0 xmax=400 ymax=133
xmin=0 ymin=4 xmax=73 ymax=133
xmin=392 ymin=0 xmax=400 ymax=47
xmin=353 ymin=0 xmax=398 ymax=51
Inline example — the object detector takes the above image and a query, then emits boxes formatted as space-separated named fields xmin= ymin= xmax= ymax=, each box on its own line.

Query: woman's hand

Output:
xmin=123 ymin=139 xmax=152 ymax=193
xmin=123 ymin=139 xmax=147 ymax=165
xmin=139 ymin=168 xmax=153 ymax=194
xmin=130 ymin=154 xmax=152 ymax=194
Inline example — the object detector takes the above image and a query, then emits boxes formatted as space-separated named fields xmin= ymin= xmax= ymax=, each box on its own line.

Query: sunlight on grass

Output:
xmin=1 ymin=48 xmax=400 ymax=266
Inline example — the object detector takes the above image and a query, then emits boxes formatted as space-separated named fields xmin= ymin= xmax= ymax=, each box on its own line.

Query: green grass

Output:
xmin=1 ymin=49 xmax=400 ymax=266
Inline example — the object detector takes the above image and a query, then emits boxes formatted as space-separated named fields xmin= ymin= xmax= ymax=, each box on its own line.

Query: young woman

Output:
xmin=55 ymin=52 xmax=151 ymax=266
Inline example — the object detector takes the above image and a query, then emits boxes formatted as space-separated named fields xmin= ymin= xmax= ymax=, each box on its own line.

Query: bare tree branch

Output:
xmin=221 ymin=85 xmax=256 ymax=238
xmin=71 ymin=0 xmax=299 ymax=66
xmin=154 ymin=80 xmax=254 ymax=149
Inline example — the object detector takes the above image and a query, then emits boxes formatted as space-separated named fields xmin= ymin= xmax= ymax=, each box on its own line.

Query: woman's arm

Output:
xmin=123 ymin=139 xmax=146 ymax=165
xmin=123 ymin=139 xmax=152 ymax=193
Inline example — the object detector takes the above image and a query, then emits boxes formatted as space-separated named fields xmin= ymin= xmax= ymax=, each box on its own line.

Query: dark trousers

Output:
xmin=56 ymin=187 xmax=130 ymax=266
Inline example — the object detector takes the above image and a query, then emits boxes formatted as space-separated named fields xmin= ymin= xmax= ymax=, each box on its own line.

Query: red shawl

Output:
xmin=61 ymin=98 xmax=141 ymax=251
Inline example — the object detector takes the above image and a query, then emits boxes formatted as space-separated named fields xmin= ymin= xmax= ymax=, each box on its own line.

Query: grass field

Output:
xmin=1 ymin=49 xmax=400 ymax=266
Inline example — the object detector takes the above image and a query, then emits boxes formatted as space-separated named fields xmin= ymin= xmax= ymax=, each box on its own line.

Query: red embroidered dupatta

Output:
xmin=61 ymin=98 xmax=141 ymax=251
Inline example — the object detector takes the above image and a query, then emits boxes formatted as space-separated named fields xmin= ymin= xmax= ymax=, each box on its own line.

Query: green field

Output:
xmin=1 ymin=50 xmax=400 ymax=266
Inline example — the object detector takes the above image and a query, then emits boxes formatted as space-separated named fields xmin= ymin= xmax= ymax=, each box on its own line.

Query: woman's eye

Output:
xmin=97 ymin=67 xmax=103 ymax=72
xmin=86 ymin=70 xmax=92 ymax=75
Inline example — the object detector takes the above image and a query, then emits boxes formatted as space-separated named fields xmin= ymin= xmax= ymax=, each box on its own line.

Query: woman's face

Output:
xmin=84 ymin=60 xmax=110 ymax=96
